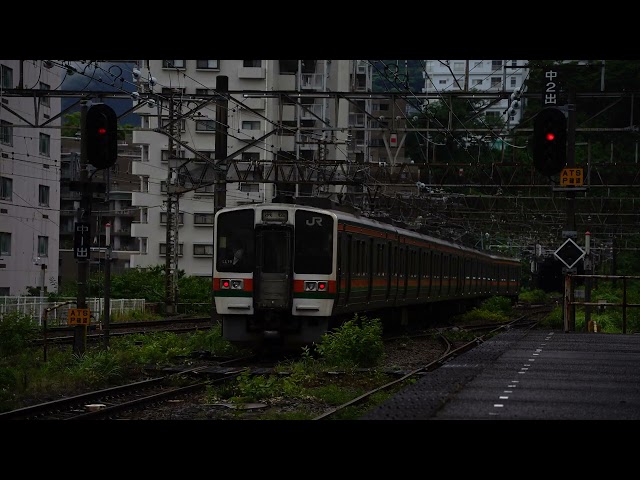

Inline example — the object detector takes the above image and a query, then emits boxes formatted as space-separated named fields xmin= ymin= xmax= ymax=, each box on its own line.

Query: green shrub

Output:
xmin=519 ymin=288 xmax=549 ymax=303
xmin=315 ymin=314 xmax=384 ymax=369
xmin=0 ymin=312 xmax=39 ymax=357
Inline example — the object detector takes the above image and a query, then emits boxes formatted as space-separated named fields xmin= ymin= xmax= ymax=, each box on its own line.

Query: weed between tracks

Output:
xmin=3 ymin=290 xmax=615 ymax=419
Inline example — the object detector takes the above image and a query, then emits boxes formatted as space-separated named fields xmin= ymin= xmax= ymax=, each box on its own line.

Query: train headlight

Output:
xmin=304 ymin=281 xmax=317 ymax=292
xmin=231 ymin=280 xmax=243 ymax=289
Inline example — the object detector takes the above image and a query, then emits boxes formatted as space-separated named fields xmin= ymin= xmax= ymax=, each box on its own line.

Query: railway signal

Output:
xmin=533 ymin=107 xmax=567 ymax=176
xmin=86 ymin=103 xmax=118 ymax=170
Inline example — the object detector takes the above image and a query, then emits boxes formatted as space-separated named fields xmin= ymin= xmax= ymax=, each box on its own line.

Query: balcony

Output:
xmin=300 ymin=73 xmax=324 ymax=90
xmin=238 ymin=67 xmax=266 ymax=79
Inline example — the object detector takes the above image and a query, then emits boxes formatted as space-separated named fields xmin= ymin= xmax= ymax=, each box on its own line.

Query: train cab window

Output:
xmin=261 ymin=229 xmax=290 ymax=273
xmin=294 ymin=210 xmax=333 ymax=274
xmin=216 ymin=209 xmax=254 ymax=273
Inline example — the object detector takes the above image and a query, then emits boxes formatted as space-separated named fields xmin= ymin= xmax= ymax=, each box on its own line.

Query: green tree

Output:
xmin=62 ymin=112 xmax=81 ymax=137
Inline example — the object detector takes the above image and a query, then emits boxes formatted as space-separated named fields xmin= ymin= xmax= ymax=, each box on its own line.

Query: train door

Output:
xmin=254 ymin=226 xmax=293 ymax=310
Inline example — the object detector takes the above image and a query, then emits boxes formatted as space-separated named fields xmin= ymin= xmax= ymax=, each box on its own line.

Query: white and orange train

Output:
xmin=213 ymin=200 xmax=521 ymax=350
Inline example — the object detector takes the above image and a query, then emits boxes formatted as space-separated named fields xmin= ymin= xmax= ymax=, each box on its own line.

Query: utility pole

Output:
xmin=75 ymin=101 xmax=90 ymax=355
xmin=213 ymin=75 xmax=229 ymax=214
xmin=212 ymin=76 xmax=228 ymax=322
xmin=103 ymin=222 xmax=111 ymax=349
xmin=564 ymin=89 xmax=577 ymax=332
xmin=165 ymin=91 xmax=181 ymax=315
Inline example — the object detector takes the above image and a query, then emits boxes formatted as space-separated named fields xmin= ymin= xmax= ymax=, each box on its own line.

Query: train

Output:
xmin=213 ymin=197 xmax=522 ymax=350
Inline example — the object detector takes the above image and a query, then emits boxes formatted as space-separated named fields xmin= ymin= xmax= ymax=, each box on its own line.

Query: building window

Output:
xmin=38 ymin=236 xmax=49 ymax=257
xmin=0 ymin=65 xmax=13 ymax=89
xmin=141 ymin=176 xmax=149 ymax=192
xmin=39 ymin=133 xmax=50 ymax=156
xmin=140 ymin=144 xmax=149 ymax=162
xmin=195 ymin=120 xmax=216 ymax=132
xmin=491 ymin=60 xmax=503 ymax=71
xmin=139 ymin=237 xmax=148 ymax=254
xmin=241 ymin=152 xmax=260 ymax=162
xmin=195 ymin=150 xmax=214 ymax=162
xmin=0 ymin=287 xmax=9 ymax=295
xmin=196 ymin=60 xmax=219 ymax=70
xmin=160 ymin=212 xmax=184 ymax=224
xmin=39 ymin=185 xmax=50 ymax=206
xmin=195 ymin=88 xmax=215 ymax=96
xmin=159 ymin=243 xmax=184 ymax=256
xmin=160 ymin=87 xmax=186 ymax=96
xmin=195 ymin=184 xmax=215 ymax=194
xmin=160 ymin=181 xmax=167 ymax=193
xmin=193 ymin=244 xmax=214 ymax=256
xmin=140 ymin=207 xmax=148 ymax=223
xmin=40 ymin=82 xmax=50 ymax=107
xmin=0 ymin=120 xmax=12 ymax=146
xmin=510 ymin=76 xmax=517 ymax=87
xmin=0 ymin=176 xmax=12 ymax=200
xmin=0 ymin=232 xmax=10 ymax=255
xmin=438 ymin=79 xmax=447 ymax=85
xmin=240 ymin=183 xmax=259 ymax=193
xmin=490 ymin=77 xmax=502 ymax=88
xmin=161 ymin=149 xmax=186 ymax=161
xmin=473 ymin=79 xmax=482 ymax=86
xmin=194 ymin=213 xmax=214 ymax=225
xmin=242 ymin=121 xmax=260 ymax=130
xmin=162 ymin=60 xmax=186 ymax=69
xmin=453 ymin=62 xmax=465 ymax=72
xmin=161 ymin=118 xmax=186 ymax=132
xmin=243 ymin=60 xmax=261 ymax=68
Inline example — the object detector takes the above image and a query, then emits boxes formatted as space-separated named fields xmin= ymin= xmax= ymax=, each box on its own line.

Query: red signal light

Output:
xmin=98 ymin=127 xmax=107 ymax=135
xmin=545 ymin=132 xmax=555 ymax=141
xmin=222 ymin=280 xmax=230 ymax=288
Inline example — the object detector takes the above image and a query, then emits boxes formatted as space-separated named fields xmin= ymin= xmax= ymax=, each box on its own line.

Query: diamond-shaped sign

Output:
xmin=554 ymin=238 xmax=585 ymax=269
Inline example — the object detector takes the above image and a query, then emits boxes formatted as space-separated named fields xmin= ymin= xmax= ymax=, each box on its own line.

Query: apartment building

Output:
xmin=0 ymin=60 xmax=62 ymax=296
xmin=59 ymin=133 xmax=141 ymax=286
xmin=130 ymin=59 xmax=371 ymax=277
xmin=423 ymin=59 xmax=528 ymax=128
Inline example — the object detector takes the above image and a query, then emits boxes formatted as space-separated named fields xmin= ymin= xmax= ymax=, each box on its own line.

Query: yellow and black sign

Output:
xmin=68 ymin=308 xmax=91 ymax=325
xmin=560 ymin=168 xmax=584 ymax=186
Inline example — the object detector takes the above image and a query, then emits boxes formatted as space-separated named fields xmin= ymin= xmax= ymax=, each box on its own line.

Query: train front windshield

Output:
xmin=294 ymin=210 xmax=333 ymax=274
xmin=216 ymin=210 xmax=254 ymax=273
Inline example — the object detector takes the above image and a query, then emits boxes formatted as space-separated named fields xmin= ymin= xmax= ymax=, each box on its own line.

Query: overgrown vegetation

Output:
xmin=2 ymin=282 xmax=639 ymax=417
xmin=0 ymin=311 xmax=391 ymax=418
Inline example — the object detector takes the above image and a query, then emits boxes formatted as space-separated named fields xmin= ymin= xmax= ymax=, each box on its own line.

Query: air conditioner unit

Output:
xmin=357 ymin=65 xmax=367 ymax=74
xmin=378 ymin=161 xmax=387 ymax=167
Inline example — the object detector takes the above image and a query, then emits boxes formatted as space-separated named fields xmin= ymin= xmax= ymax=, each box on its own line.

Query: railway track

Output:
xmin=35 ymin=316 xmax=215 ymax=346
xmin=2 ymin=304 xmax=553 ymax=421
xmin=0 ymin=354 xmax=257 ymax=420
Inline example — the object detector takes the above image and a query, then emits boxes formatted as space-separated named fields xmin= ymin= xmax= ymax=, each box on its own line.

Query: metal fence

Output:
xmin=0 ymin=296 xmax=146 ymax=326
